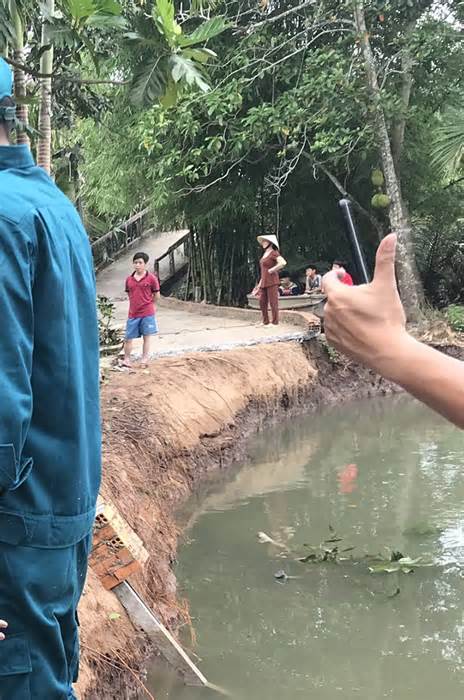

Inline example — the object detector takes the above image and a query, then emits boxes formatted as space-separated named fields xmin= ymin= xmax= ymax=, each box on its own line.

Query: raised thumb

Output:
xmin=373 ymin=233 xmax=397 ymax=288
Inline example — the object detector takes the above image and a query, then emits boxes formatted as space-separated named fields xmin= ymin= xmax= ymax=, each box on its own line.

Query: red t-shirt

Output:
xmin=125 ymin=272 xmax=160 ymax=319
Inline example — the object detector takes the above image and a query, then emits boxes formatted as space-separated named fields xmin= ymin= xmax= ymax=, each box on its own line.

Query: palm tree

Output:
xmin=0 ymin=1 xmax=31 ymax=145
xmin=431 ymin=107 xmax=464 ymax=177
xmin=36 ymin=0 xmax=126 ymax=173
xmin=37 ymin=0 xmax=54 ymax=173
xmin=10 ymin=1 xmax=30 ymax=146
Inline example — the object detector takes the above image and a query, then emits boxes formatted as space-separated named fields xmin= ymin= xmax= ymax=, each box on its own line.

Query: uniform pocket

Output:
xmin=0 ymin=633 xmax=32 ymax=699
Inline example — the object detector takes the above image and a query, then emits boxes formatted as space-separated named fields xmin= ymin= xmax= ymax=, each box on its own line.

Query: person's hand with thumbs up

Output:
xmin=323 ymin=234 xmax=407 ymax=374
xmin=323 ymin=233 xmax=464 ymax=429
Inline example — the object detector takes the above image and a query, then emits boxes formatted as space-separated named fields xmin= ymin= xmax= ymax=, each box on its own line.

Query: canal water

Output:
xmin=148 ymin=396 xmax=464 ymax=699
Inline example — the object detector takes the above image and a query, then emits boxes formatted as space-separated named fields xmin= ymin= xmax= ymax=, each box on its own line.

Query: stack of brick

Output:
xmin=90 ymin=496 xmax=149 ymax=590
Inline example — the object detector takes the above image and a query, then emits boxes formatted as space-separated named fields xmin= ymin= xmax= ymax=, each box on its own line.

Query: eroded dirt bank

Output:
xmin=77 ymin=338 xmax=399 ymax=699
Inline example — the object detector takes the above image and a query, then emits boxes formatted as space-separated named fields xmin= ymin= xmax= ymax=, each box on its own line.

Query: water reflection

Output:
xmin=150 ymin=396 xmax=464 ymax=700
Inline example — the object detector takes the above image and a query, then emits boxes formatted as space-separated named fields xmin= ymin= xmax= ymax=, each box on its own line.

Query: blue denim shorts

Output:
xmin=125 ymin=314 xmax=158 ymax=340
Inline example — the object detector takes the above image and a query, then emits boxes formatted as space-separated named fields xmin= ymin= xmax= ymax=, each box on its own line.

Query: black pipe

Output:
xmin=338 ymin=199 xmax=370 ymax=284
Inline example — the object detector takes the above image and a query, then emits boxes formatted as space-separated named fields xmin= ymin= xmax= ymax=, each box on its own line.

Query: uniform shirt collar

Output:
xmin=0 ymin=144 xmax=35 ymax=170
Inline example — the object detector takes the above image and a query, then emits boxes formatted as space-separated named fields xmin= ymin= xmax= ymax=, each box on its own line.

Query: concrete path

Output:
xmin=97 ymin=230 xmax=315 ymax=359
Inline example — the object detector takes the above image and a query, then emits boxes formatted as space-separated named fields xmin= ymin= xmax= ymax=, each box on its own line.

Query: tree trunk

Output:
xmin=10 ymin=4 xmax=30 ymax=147
xmin=353 ymin=1 xmax=423 ymax=319
xmin=391 ymin=23 xmax=415 ymax=178
xmin=37 ymin=0 xmax=54 ymax=174
xmin=197 ymin=229 xmax=206 ymax=301
xmin=228 ymin=240 xmax=235 ymax=305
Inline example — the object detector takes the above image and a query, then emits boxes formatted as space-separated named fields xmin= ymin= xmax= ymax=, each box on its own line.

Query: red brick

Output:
xmin=101 ymin=574 xmax=118 ymax=590
xmin=91 ymin=559 xmax=114 ymax=578
xmin=116 ymin=548 xmax=134 ymax=565
xmin=92 ymin=524 xmax=115 ymax=544
xmin=90 ymin=548 xmax=114 ymax=566
xmin=89 ymin=544 xmax=107 ymax=561
xmin=91 ymin=561 xmax=119 ymax=580
xmin=113 ymin=561 xmax=141 ymax=581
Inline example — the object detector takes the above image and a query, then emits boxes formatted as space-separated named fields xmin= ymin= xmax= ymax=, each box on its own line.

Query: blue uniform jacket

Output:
xmin=0 ymin=145 xmax=101 ymax=548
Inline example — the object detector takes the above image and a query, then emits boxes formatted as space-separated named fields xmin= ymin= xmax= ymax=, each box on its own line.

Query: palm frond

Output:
xmin=431 ymin=108 xmax=464 ymax=176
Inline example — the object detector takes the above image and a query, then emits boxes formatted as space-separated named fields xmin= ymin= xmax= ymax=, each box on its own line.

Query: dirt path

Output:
xmin=96 ymin=230 xmax=315 ymax=358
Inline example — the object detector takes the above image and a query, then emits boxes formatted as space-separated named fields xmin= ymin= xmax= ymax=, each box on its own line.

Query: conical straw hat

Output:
xmin=257 ymin=234 xmax=279 ymax=248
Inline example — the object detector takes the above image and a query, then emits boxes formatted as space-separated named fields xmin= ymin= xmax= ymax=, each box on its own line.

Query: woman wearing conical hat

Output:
xmin=256 ymin=234 xmax=287 ymax=326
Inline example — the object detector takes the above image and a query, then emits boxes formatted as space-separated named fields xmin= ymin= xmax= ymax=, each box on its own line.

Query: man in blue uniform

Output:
xmin=0 ymin=59 xmax=101 ymax=698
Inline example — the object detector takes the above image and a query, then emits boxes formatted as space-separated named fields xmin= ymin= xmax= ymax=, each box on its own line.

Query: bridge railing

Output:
xmin=154 ymin=232 xmax=190 ymax=286
xmin=91 ymin=208 xmax=154 ymax=271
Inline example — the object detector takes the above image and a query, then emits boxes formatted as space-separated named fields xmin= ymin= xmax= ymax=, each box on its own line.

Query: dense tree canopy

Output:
xmin=2 ymin=1 xmax=464 ymax=307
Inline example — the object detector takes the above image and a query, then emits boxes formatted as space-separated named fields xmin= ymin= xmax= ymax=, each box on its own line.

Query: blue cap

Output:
xmin=0 ymin=58 xmax=13 ymax=101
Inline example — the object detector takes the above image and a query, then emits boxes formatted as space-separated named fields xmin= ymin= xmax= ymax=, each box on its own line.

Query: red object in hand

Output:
xmin=336 ymin=271 xmax=354 ymax=286
xmin=338 ymin=463 xmax=358 ymax=494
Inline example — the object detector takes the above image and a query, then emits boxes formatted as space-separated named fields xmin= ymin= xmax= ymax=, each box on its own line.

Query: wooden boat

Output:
xmin=247 ymin=293 xmax=326 ymax=317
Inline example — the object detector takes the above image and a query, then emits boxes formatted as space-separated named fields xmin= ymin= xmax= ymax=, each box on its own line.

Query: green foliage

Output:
xmin=130 ymin=57 xmax=170 ymax=107
xmin=263 ymin=525 xmax=439 ymax=583
xmin=319 ymin=337 xmax=343 ymax=365
xmin=446 ymin=305 xmax=464 ymax=333
xmin=75 ymin=0 xmax=464 ymax=304
xmin=63 ymin=0 xmax=123 ymax=23
xmin=0 ymin=5 xmax=15 ymax=51
xmin=432 ymin=107 xmax=464 ymax=176
xmin=44 ymin=0 xmax=126 ymax=52
xmin=4 ymin=0 xmax=456 ymax=308
xmin=2 ymin=0 xmax=228 ymax=140
xmin=367 ymin=555 xmax=434 ymax=575
xmin=97 ymin=295 xmax=122 ymax=350
xmin=127 ymin=0 xmax=229 ymax=107
xmin=178 ymin=16 xmax=228 ymax=47
xmin=77 ymin=113 xmax=147 ymax=219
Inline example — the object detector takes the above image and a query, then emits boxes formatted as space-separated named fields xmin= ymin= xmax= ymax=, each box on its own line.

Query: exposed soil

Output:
xmin=77 ymin=338 xmax=400 ymax=699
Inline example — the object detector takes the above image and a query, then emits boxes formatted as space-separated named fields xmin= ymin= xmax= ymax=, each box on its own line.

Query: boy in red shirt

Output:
xmin=123 ymin=252 xmax=160 ymax=367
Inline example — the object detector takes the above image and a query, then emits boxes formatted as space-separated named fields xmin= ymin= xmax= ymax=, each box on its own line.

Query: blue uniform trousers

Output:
xmin=0 ymin=535 xmax=91 ymax=699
